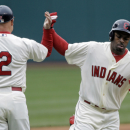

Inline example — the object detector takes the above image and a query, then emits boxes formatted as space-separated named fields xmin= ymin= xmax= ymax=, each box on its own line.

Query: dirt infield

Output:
xmin=31 ymin=124 xmax=130 ymax=130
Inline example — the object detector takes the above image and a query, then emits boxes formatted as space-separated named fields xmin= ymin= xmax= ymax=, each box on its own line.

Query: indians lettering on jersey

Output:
xmin=92 ymin=65 xmax=127 ymax=87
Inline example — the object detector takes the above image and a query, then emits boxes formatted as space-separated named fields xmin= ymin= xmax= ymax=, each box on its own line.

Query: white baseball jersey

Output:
xmin=65 ymin=41 xmax=130 ymax=110
xmin=0 ymin=33 xmax=48 ymax=92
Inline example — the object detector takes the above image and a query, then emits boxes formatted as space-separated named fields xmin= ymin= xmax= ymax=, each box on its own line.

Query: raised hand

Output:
xmin=50 ymin=12 xmax=58 ymax=28
xmin=44 ymin=11 xmax=52 ymax=29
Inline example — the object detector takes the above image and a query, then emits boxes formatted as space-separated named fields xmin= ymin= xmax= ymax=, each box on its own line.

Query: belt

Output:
xmin=12 ymin=87 xmax=22 ymax=91
xmin=84 ymin=100 xmax=106 ymax=110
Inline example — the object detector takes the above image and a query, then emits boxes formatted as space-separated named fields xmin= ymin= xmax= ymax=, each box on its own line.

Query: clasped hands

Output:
xmin=44 ymin=11 xmax=57 ymax=29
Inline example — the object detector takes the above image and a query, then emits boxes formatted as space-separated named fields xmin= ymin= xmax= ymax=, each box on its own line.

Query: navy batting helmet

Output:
xmin=109 ymin=19 xmax=130 ymax=41
xmin=0 ymin=5 xmax=14 ymax=23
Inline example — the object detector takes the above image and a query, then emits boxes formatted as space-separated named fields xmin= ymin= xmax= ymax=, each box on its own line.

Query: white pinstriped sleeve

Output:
xmin=65 ymin=41 xmax=97 ymax=67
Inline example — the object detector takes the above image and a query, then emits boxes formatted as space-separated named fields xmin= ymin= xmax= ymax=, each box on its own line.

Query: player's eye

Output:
xmin=124 ymin=38 xmax=129 ymax=41
xmin=116 ymin=35 xmax=121 ymax=38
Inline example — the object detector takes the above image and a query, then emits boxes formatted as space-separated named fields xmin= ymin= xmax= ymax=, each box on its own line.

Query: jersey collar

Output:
xmin=0 ymin=32 xmax=11 ymax=34
xmin=112 ymin=48 xmax=128 ymax=57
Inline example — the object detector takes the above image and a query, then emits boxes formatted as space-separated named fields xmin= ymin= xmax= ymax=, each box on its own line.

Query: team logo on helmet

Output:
xmin=124 ymin=22 xmax=130 ymax=30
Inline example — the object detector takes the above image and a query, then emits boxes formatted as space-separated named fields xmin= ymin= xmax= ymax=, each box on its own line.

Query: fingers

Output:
xmin=44 ymin=11 xmax=57 ymax=29
xmin=45 ymin=11 xmax=50 ymax=18
xmin=44 ymin=11 xmax=52 ymax=29
xmin=45 ymin=12 xmax=52 ymax=23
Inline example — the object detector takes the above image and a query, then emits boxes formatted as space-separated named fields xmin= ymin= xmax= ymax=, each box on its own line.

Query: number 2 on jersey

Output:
xmin=0 ymin=52 xmax=12 ymax=76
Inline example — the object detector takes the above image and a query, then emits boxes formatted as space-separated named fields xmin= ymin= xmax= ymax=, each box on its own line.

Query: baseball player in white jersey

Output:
xmin=0 ymin=5 xmax=54 ymax=130
xmin=44 ymin=12 xmax=130 ymax=130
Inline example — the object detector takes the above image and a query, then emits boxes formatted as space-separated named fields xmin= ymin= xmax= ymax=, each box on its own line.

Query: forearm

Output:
xmin=53 ymin=29 xmax=68 ymax=56
xmin=41 ymin=28 xmax=53 ymax=57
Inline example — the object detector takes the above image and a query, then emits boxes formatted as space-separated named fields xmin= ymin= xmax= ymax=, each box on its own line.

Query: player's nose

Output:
xmin=120 ymin=37 xmax=124 ymax=43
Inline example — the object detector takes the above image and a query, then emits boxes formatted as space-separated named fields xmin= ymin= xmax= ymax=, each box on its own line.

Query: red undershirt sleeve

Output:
xmin=53 ymin=29 xmax=68 ymax=56
xmin=41 ymin=28 xmax=53 ymax=57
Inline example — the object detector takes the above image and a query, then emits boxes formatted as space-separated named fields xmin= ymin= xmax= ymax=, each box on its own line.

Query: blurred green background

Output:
xmin=26 ymin=62 xmax=130 ymax=128
xmin=26 ymin=63 xmax=80 ymax=127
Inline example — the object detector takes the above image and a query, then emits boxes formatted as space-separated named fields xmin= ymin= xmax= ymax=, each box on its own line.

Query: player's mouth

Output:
xmin=117 ymin=44 xmax=124 ymax=50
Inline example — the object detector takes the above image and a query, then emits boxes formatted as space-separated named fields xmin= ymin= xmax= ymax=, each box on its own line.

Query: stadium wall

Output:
xmin=1 ymin=0 xmax=130 ymax=61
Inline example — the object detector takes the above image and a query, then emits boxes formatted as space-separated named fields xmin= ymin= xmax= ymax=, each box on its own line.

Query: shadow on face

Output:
xmin=111 ymin=31 xmax=130 ymax=55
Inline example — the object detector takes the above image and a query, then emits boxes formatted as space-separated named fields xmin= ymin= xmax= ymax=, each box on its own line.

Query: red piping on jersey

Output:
xmin=0 ymin=32 xmax=11 ymax=34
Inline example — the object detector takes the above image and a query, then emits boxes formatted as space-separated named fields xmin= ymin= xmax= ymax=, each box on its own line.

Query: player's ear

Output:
xmin=11 ymin=19 xmax=14 ymax=26
xmin=109 ymin=31 xmax=115 ymax=41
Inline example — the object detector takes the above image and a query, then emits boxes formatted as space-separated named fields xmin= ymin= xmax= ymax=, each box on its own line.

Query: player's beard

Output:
xmin=116 ymin=43 xmax=125 ymax=53
xmin=116 ymin=47 xmax=123 ymax=52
